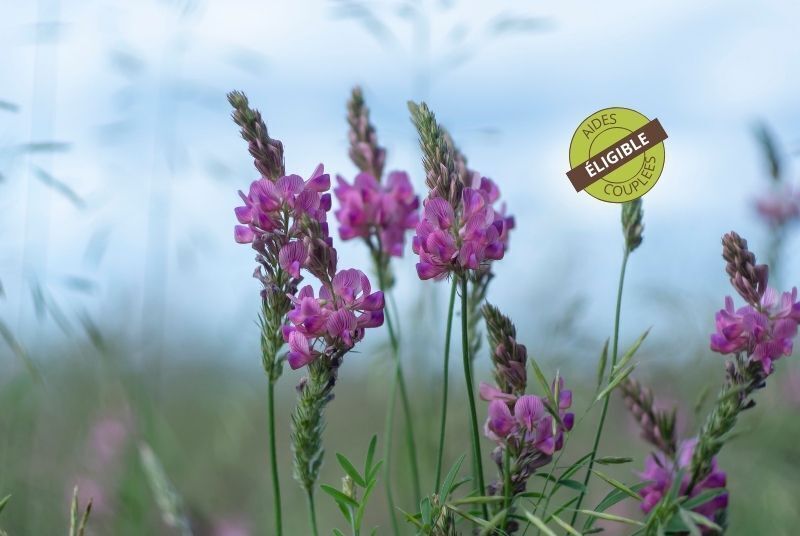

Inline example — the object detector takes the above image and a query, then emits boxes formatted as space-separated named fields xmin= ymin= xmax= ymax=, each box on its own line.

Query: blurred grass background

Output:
xmin=1 ymin=327 xmax=799 ymax=534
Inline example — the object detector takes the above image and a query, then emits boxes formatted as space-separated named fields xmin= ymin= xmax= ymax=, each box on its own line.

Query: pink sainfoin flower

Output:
xmin=235 ymin=164 xmax=332 ymax=244
xmin=481 ymin=377 xmax=574 ymax=490
xmin=754 ymin=186 xmax=800 ymax=228
xmin=711 ymin=232 xmax=800 ymax=376
xmin=710 ymin=288 xmax=800 ymax=375
xmin=413 ymin=176 xmax=514 ymax=280
xmin=639 ymin=439 xmax=728 ymax=522
xmin=334 ymin=171 xmax=419 ymax=257
xmin=282 ymin=268 xmax=384 ymax=369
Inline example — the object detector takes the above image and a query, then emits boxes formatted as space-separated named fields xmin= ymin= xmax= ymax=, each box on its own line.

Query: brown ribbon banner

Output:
xmin=567 ymin=118 xmax=668 ymax=192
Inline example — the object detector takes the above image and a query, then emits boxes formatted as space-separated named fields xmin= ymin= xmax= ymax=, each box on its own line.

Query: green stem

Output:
xmin=267 ymin=380 xmax=283 ymax=536
xmin=502 ymin=447 xmax=512 ymax=528
xmin=570 ymin=248 xmax=630 ymax=526
xmin=386 ymin=306 xmax=422 ymax=504
xmin=434 ymin=279 xmax=459 ymax=491
xmin=460 ymin=274 xmax=488 ymax=520
xmin=306 ymin=489 xmax=319 ymax=536
xmin=382 ymin=360 xmax=401 ymax=535
xmin=375 ymin=254 xmax=418 ymax=533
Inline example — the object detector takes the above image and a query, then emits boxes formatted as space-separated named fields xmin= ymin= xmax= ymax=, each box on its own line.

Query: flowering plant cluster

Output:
xmin=228 ymin=91 xmax=389 ymax=536
xmin=223 ymin=90 xmax=798 ymax=536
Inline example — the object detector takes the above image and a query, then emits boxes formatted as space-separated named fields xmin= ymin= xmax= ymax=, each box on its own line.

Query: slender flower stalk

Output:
xmin=460 ymin=275 xmax=488 ymax=518
xmin=434 ymin=279 xmax=458 ymax=490
xmin=335 ymin=87 xmax=422 ymax=517
xmin=572 ymin=199 xmax=643 ymax=525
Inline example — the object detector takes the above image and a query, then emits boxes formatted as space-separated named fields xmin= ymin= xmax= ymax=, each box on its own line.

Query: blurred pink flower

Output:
xmin=214 ymin=518 xmax=251 ymax=536
xmin=754 ymin=186 xmax=800 ymax=228
xmin=334 ymin=171 xmax=419 ymax=257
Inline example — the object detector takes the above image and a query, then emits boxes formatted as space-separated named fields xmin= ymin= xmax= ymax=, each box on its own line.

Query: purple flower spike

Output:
xmin=710 ymin=287 xmax=800 ymax=375
xmin=282 ymin=269 xmax=385 ymax=368
xmin=412 ymin=175 xmax=513 ymax=280
xmin=334 ymin=170 xmax=420 ymax=258
xmin=639 ymin=439 xmax=728 ymax=523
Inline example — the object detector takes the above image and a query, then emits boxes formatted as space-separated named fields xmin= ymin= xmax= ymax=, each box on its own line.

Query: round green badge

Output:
xmin=567 ymin=107 xmax=666 ymax=203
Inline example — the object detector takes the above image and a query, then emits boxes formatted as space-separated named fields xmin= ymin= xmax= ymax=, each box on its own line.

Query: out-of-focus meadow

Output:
xmin=2 ymin=0 xmax=800 ymax=534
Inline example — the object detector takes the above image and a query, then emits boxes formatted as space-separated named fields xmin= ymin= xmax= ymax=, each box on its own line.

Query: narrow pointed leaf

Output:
xmin=612 ymin=328 xmax=650 ymax=377
xmin=596 ymin=363 xmax=637 ymax=403
xmin=439 ymin=454 xmax=466 ymax=497
xmin=336 ymin=453 xmax=366 ymax=487
xmin=551 ymin=514 xmax=581 ymax=536
xmin=680 ymin=488 xmax=726 ymax=510
xmin=596 ymin=339 xmax=609 ymax=387
xmin=595 ymin=456 xmax=633 ymax=465
xmin=576 ymin=509 xmax=644 ymax=526
xmin=590 ymin=469 xmax=640 ymax=500
xmin=523 ymin=511 xmax=556 ymax=536
xmin=320 ymin=484 xmax=359 ymax=509
xmin=364 ymin=434 xmax=378 ymax=475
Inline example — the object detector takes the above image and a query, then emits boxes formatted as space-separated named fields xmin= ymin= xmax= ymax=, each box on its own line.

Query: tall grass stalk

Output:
xmin=374 ymin=237 xmax=421 ymax=527
xmin=434 ymin=279 xmax=458 ymax=490
xmin=460 ymin=275 xmax=487 ymax=519
xmin=266 ymin=380 xmax=282 ymax=536
xmin=571 ymin=248 xmax=630 ymax=524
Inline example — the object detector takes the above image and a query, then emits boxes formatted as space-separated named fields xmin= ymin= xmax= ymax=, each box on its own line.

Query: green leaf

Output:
xmin=320 ymin=484 xmax=359 ymax=509
xmin=398 ymin=508 xmax=423 ymax=529
xmin=590 ymin=469 xmax=640 ymax=500
xmin=420 ymin=497 xmax=432 ymax=525
xmin=683 ymin=509 xmax=722 ymax=532
xmin=337 ymin=453 xmax=367 ymax=487
xmin=680 ymin=488 xmax=726 ymax=510
xmin=551 ymin=514 xmax=581 ymax=536
xmin=556 ymin=479 xmax=586 ymax=492
xmin=596 ymin=338 xmax=610 ymax=388
xmin=450 ymin=496 xmax=505 ymax=506
xmin=678 ymin=508 xmax=702 ymax=536
xmin=516 ymin=491 xmax=544 ymax=499
xmin=529 ymin=356 xmax=556 ymax=409
xmin=364 ymin=434 xmax=378 ymax=476
xmin=439 ymin=454 xmax=466 ymax=498
xmin=576 ymin=509 xmax=644 ymax=526
xmin=545 ymin=496 xmax=578 ymax=522
xmin=333 ymin=529 xmax=346 ymax=536
xmin=366 ymin=460 xmax=383 ymax=483
xmin=478 ymin=508 xmax=509 ymax=536
xmin=0 ymin=495 xmax=10 ymax=515
xmin=595 ymin=456 xmax=633 ymax=465
xmin=448 ymin=505 xmax=494 ymax=529
xmin=595 ymin=362 xmax=637 ymax=403
xmin=611 ymin=328 xmax=650 ymax=377
xmin=523 ymin=511 xmax=556 ymax=536
xmin=356 ymin=479 xmax=378 ymax=529
xmin=585 ymin=481 xmax=649 ymax=530
xmin=558 ymin=452 xmax=593 ymax=481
